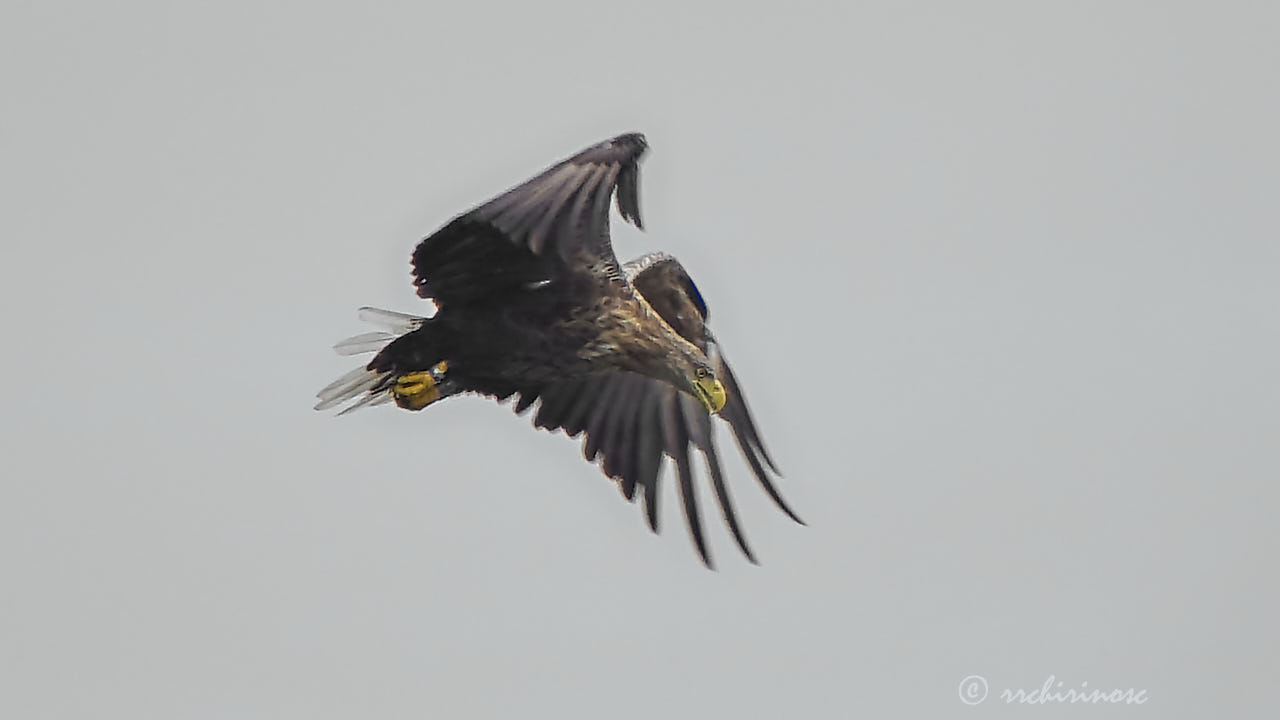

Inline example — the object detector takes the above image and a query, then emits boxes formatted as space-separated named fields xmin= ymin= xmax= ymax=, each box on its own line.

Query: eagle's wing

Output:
xmin=517 ymin=254 xmax=800 ymax=567
xmin=411 ymin=133 xmax=648 ymax=307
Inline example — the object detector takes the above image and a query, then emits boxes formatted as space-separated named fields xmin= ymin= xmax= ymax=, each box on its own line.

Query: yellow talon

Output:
xmin=393 ymin=370 xmax=440 ymax=411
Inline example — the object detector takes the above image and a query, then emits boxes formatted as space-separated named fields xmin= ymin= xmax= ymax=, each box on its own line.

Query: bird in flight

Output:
xmin=316 ymin=133 xmax=801 ymax=566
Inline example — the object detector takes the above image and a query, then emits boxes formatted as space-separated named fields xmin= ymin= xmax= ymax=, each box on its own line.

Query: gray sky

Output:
xmin=2 ymin=2 xmax=1276 ymax=718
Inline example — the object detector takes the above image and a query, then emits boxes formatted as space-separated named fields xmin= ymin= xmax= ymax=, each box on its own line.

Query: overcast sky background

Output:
xmin=2 ymin=2 xmax=1276 ymax=718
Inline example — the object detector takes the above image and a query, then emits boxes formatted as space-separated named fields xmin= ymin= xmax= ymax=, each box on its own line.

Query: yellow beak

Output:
xmin=695 ymin=375 xmax=728 ymax=414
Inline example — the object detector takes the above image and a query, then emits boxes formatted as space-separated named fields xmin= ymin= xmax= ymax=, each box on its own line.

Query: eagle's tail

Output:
xmin=314 ymin=307 xmax=451 ymax=414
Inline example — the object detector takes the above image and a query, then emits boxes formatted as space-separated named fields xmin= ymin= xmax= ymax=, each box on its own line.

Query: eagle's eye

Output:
xmin=695 ymin=367 xmax=709 ymax=379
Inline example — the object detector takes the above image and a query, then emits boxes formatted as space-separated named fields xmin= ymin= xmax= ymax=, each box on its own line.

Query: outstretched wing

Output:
xmin=518 ymin=254 xmax=800 ymax=567
xmin=411 ymin=133 xmax=648 ymax=308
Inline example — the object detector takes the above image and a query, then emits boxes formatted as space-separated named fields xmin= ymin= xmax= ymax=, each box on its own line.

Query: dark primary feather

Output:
xmin=519 ymin=254 xmax=800 ymax=567
xmin=412 ymin=133 xmax=648 ymax=307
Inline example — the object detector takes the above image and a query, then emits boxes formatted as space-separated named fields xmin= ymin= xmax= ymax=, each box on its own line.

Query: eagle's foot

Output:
xmin=392 ymin=362 xmax=448 ymax=411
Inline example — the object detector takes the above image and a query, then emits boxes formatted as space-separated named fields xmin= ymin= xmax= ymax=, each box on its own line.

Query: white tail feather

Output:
xmin=316 ymin=307 xmax=429 ymax=414
xmin=357 ymin=306 xmax=427 ymax=333
xmin=334 ymin=331 xmax=397 ymax=356
xmin=336 ymin=389 xmax=390 ymax=416
xmin=314 ymin=368 xmax=384 ymax=411
xmin=317 ymin=366 xmax=374 ymax=400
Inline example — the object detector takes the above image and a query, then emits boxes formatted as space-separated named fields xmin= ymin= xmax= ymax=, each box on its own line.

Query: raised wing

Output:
xmin=516 ymin=254 xmax=800 ymax=566
xmin=411 ymin=133 xmax=648 ymax=308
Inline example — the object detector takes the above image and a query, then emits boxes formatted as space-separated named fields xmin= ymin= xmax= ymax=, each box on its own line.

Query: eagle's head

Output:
xmin=689 ymin=363 xmax=727 ymax=414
